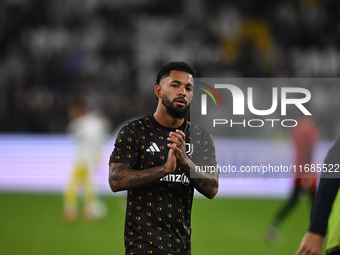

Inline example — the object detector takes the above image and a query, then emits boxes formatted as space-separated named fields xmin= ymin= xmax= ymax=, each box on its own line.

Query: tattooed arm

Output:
xmin=167 ymin=130 xmax=219 ymax=199
xmin=109 ymin=149 xmax=177 ymax=192
xmin=180 ymin=157 xmax=218 ymax=199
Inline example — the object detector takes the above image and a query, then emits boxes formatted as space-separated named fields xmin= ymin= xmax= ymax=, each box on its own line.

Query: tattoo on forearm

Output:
xmin=109 ymin=163 xmax=167 ymax=192
xmin=182 ymin=161 xmax=190 ymax=171
xmin=180 ymin=159 xmax=218 ymax=198
xmin=195 ymin=178 xmax=218 ymax=198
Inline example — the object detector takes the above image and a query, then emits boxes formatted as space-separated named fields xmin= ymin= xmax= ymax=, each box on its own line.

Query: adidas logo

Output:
xmin=146 ymin=142 xmax=161 ymax=152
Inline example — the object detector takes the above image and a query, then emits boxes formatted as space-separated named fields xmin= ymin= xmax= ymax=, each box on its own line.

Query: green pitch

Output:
xmin=0 ymin=193 xmax=312 ymax=255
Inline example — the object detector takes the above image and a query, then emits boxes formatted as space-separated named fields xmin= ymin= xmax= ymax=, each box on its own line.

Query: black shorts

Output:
xmin=327 ymin=246 xmax=340 ymax=255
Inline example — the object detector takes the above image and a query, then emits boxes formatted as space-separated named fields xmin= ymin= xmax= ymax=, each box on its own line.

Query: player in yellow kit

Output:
xmin=63 ymin=100 xmax=110 ymax=222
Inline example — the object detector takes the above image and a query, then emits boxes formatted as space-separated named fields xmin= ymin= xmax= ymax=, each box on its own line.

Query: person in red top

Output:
xmin=265 ymin=116 xmax=320 ymax=244
xmin=293 ymin=116 xmax=320 ymax=190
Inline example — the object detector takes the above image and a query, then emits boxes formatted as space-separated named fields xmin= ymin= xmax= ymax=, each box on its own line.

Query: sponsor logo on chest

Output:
xmin=159 ymin=173 xmax=190 ymax=186
xmin=145 ymin=141 xmax=193 ymax=186
xmin=146 ymin=142 xmax=193 ymax=155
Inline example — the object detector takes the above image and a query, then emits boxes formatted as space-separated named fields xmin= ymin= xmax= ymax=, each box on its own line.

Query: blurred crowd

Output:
xmin=0 ymin=0 xmax=340 ymax=138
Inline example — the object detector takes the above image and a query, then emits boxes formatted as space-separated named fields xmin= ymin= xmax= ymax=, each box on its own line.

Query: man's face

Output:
xmin=159 ymin=70 xmax=194 ymax=119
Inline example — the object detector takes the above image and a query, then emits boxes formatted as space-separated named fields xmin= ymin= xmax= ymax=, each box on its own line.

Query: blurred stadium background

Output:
xmin=0 ymin=0 xmax=339 ymax=254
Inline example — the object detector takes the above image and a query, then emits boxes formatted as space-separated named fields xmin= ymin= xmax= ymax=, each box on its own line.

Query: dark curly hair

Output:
xmin=155 ymin=62 xmax=196 ymax=86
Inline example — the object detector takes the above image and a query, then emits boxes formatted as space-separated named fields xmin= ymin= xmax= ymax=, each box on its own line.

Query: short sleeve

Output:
xmin=109 ymin=123 xmax=139 ymax=168
xmin=192 ymin=126 xmax=217 ymax=167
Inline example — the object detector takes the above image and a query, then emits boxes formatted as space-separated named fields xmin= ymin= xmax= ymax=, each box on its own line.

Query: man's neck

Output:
xmin=153 ymin=108 xmax=184 ymax=129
